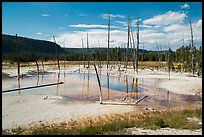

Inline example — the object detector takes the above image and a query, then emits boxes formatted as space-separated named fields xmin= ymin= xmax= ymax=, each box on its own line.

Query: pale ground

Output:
xmin=123 ymin=127 xmax=202 ymax=135
xmin=2 ymin=65 xmax=202 ymax=135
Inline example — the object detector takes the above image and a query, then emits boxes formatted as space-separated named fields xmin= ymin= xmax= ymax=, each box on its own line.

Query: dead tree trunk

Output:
xmin=142 ymin=42 xmax=145 ymax=69
xmin=126 ymin=15 xmax=130 ymax=72
xmin=53 ymin=36 xmax=60 ymax=72
xmin=82 ymin=38 xmax=85 ymax=68
xmin=190 ymin=20 xmax=195 ymax=76
xmin=87 ymin=33 xmax=90 ymax=69
xmin=159 ymin=43 xmax=163 ymax=69
xmin=156 ymin=42 xmax=160 ymax=72
xmin=94 ymin=64 xmax=102 ymax=104
xmin=131 ymin=28 xmax=136 ymax=72
xmin=136 ymin=19 xmax=140 ymax=75
xmin=64 ymin=41 xmax=66 ymax=69
xmin=16 ymin=34 xmax=20 ymax=79
xmin=168 ymin=43 xmax=171 ymax=80
xmin=41 ymin=60 xmax=44 ymax=73
xmin=197 ymin=46 xmax=202 ymax=76
xmin=181 ymin=34 xmax=185 ymax=74
xmin=98 ymin=40 xmax=101 ymax=68
xmin=107 ymin=13 xmax=110 ymax=71
xmin=35 ymin=61 xmax=39 ymax=75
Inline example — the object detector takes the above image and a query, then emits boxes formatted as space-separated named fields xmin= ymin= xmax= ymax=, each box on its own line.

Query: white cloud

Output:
xmin=52 ymin=19 xmax=201 ymax=51
xmin=37 ymin=32 xmax=42 ymax=35
xmin=114 ymin=21 xmax=127 ymax=26
xmin=181 ymin=3 xmax=190 ymax=9
xmin=196 ymin=19 xmax=202 ymax=28
xmin=163 ymin=24 xmax=188 ymax=32
xmin=41 ymin=14 xmax=50 ymax=17
xmin=143 ymin=11 xmax=187 ymax=26
xmin=69 ymin=24 xmax=118 ymax=29
xmin=100 ymin=14 xmax=125 ymax=19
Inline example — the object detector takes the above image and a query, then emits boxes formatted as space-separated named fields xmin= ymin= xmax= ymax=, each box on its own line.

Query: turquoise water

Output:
xmin=2 ymin=72 xmax=144 ymax=97
xmin=64 ymin=72 xmax=144 ymax=93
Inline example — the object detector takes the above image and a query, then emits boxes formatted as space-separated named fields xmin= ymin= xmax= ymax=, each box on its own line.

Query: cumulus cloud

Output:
xmin=100 ymin=14 xmax=125 ymax=19
xmin=52 ymin=18 xmax=201 ymax=51
xmin=181 ymin=3 xmax=190 ymax=9
xmin=41 ymin=14 xmax=50 ymax=17
xmin=143 ymin=11 xmax=187 ymax=26
xmin=163 ymin=24 xmax=188 ymax=32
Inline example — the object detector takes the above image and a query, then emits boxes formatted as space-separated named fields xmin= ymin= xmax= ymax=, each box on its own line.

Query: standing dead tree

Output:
xmin=41 ymin=60 xmax=44 ymax=73
xmin=181 ymin=34 xmax=185 ymax=74
xmin=136 ymin=18 xmax=140 ymax=75
xmin=167 ymin=42 xmax=171 ymax=80
xmin=63 ymin=41 xmax=66 ymax=70
xmin=156 ymin=42 xmax=160 ymax=72
xmin=98 ymin=40 xmax=101 ymax=68
xmin=159 ymin=43 xmax=163 ymax=69
xmin=87 ymin=33 xmax=90 ymax=69
xmin=142 ymin=42 xmax=145 ymax=69
xmin=53 ymin=36 xmax=60 ymax=72
xmin=189 ymin=19 xmax=195 ymax=76
xmin=107 ymin=13 xmax=111 ymax=71
xmin=125 ymin=15 xmax=131 ymax=72
xmin=81 ymin=38 xmax=85 ymax=68
xmin=197 ymin=45 xmax=202 ymax=76
xmin=16 ymin=34 xmax=20 ymax=79
xmin=131 ymin=27 xmax=136 ymax=72
xmin=94 ymin=64 xmax=103 ymax=104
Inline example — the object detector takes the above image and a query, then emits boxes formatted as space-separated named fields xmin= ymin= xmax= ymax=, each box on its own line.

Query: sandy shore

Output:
xmin=2 ymin=65 xmax=202 ymax=134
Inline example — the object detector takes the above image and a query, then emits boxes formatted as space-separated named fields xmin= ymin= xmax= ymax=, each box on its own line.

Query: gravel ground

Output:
xmin=122 ymin=127 xmax=202 ymax=135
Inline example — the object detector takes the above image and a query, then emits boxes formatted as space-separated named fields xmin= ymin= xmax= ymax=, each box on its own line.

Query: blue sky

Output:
xmin=2 ymin=2 xmax=202 ymax=51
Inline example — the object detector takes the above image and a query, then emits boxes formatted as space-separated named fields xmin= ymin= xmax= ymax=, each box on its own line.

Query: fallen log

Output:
xmin=135 ymin=95 xmax=148 ymax=104
xmin=2 ymin=82 xmax=64 ymax=93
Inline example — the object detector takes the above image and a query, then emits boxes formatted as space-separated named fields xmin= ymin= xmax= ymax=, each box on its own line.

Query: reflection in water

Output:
xmin=41 ymin=75 xmax=44 ymax=85
xmin=135 ymin=78 xmax=138 ymax=99
xmin=167 ymin=90 xmax=169 ymax=101
xmin=107 ymin=72 xmax=110 ymax=100
xmin=56 ymin=73 xmax=60 ymax=96
xmin=63 ymin=72 xmax=144 ymax=93
xmin=78 ymin=61 xmax=80 ymax=73
xmin=154 ymin=78 xmax=160 ymax=95
xmin=131 ymin=78 xmax=139 ymax=99
xmin=125 ymin=75 xmax=128 ymax=98
xmin=36 ymin=75 xmax=39 ymax=86
xmin=118 ymin=72 xmax=121 ymax=83
xmin=131 ymin=78 xmax=135 ymax=97
xmin=3 ymin=71 xmax=201 ymax=110
xmin=64 ymin=70 xmax=65 ymax=78
xmin=18 ymin=78 xmax=21 ymax=95
xmin=82 ymin=72 xmax=85 ymax=98
xmin=87 ymin=69 xmax=90 ymax=99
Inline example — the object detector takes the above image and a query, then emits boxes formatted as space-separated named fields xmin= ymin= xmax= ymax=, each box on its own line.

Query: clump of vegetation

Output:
xmin=2 ymin=108 xmax=201 ymax=135
xmin=154 ymin=118 xmax=167 ymax=128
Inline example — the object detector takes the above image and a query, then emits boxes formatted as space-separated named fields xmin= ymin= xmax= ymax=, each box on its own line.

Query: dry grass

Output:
xmin=2 ymin=107 xmax=201 ymax=135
